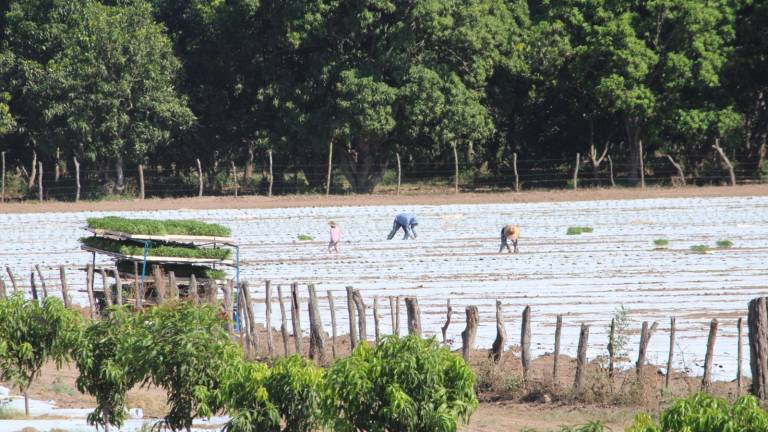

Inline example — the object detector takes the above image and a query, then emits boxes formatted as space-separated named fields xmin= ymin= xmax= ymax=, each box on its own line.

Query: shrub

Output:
xmin=567 ymin=226 xmax=594 ymax=235
xmin=297 ymin=234 xmax=314 ymax=241
xmin=690 ymin=244 xmax=710 ymax=253
xmin=87 ymin=216 xmax=231 ymax=237
xmin=626 ymin=393 xmax=768 ymax=432
xmin=324 ymin=335 xmax=478 ymax=432
xmin=264 ymin=356 xmax=325 ymax=431
xmin=653 ymin=239 xmax=669 ymax=247
xmin=716 ymin=239 xmax=733 ymax=249
xmin=81 ymin=237 xmax=231 ymax=260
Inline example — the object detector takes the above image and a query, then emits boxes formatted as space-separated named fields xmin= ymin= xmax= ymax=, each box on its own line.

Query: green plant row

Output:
xmin=567 ymin=226 xmax=594 ymax=235
xmin=87 ymin=216 xmax=231 ymax=237
xmin=116 ymin=261 xmax=227 ymax=280
xmin=81 ymin=237 xmax=231 ymax=260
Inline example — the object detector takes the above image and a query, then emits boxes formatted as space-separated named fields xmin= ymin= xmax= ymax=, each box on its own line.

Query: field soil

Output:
xmin=1 ymin=184 xmax=767 ymax=214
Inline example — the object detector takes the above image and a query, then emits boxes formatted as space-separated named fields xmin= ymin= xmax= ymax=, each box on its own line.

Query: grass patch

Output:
xmin=567 ymin=226 xmax=594 ymax=235
xmin=653 ymin=239 xmax=669 ymax=247
xmin=82 ymin=237 xmax=231 ymax=260
xmin=50 ymin=382 xmax=76 ymax=397
xmin=716 ymin=239 xmax=733 ymax=249
xmin=0 ymin=406 xmax=25 ymax=419
xmin=689 ymin=244 xmax=710 ymax=253
xmin=87 ymin=216 xmax=231 ymax=237
xmin=297 ymin=234 xmax=314 ymax=241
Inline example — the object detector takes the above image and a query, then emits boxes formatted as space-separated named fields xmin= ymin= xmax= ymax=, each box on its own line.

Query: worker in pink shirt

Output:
xmin=328 ymin=221 xmax=341 ymax=253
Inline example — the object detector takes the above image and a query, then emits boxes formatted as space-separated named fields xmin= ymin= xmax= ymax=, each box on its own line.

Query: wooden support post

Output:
xmin=231 ymin=161 xmax=239 ymax=198
xmin=346 ymin=286 xmax=359 ymax=348
xmin=238 ymin=287 xmax=251 ymax=355
xmin=389 ymin=296 xmax=397 ymax=336
xmin=113 ymin=267 xmax=122 ymax=306
xmin=38 ymin=161 xmax=43 ymax=202
xmin=607 ymin=154 xmax=616 ymax=187
xmin=277 ymin=285 xmax=290 ymax=356
xmin=608 ymin=318 xmax=616 ymax=378
xmin=394 ymin=296 xmax=401 ymax=337
xmin=513 ymin=152 xmax=519 ymax=192
xmin=133 ymin=262 xmax=141 ymax=309
xmin=265 ymin=281 xmax=274 ymax=357
xmin=373 ymin=296 xmax=381 ymax=342
xmin=73 ymin=157 xmax=81 ymax=202
xmin=153 ymin=266 xmax=166 ymax=304
xmin=58 ymin=266 xmax=70 ymax=308
xmin=100 ymin=269 xmax=112 ymax=307
xmin=86 ymin=264 xmax=96 ymax=319
xmin=553 ymin=315 xmax=562 ymax=385
xmin=268 ymin=149 xmax=273 ymax=197
xmin=441 ymin=299 xmax=452 ymax=344
xmin=521 ymin=306 xmax=531 ymax=381
xmin=490 ymin=300 xmax=505 ymax=364
xmin=396 ymin=152 xmax=402 ymax=195
xmin=138 ymin=164 xmax=145 ymax=200
xmin=242 ymin=281 xmax=258 ymax=354
xmin=168 ymin=271 xmax=179 ymax=300
xmin=453 ymin=142 xmax=459 ymax=193
xmin=639 ymin=139 xmax=646 ymax=188
xmin=196 ymin=158 xmax=204 ymax=197
xmin=666 ymin=317 xmax=676 ymax=389
xmin=30 ymin=271 xmax=38 ymax=302
xmin=461 ymin=306 xmax=479 ymax=363
xmin=327 ymin=290 xmax=338 ymax=359
xmin=325 ymin=140 xmax=333 ymax=196
xmin=34 ymin=264 xmax=48 ymax=298
xmin=574 ymin=323 xmax=589 ymax=393
xmin=1 ymin=151 xmax=5 ymax=203
xmin=749 ymin=297 xmax=768 ymax=400
xmin=405 ymin=296 xmax=422 ymax=336
xmin=5 ymin=266 xmax=18 ymax=292
xmin=737 ymin=317 xmax=743 ymax=395
xmin=636 ymin=321 xmax=659 ymax=379
xmin=713 ymin=138 xmax=736 ymax=186
xmin=573 ymin=153 xmax=579 ymax=190
xmin=188 ymin=274 xmax=199 ymax=304
xmin=352 ymin=289 xmax=367 ymax=341
xmin=224 ymin=280 xmax=235 ymax=332
xmin=307 ymin=284 xmax=326 ymax=364
xmin=290 ymin=282 xmax=302 ymax=355
xmin=701 ymin=318 xmax=718 ymax=391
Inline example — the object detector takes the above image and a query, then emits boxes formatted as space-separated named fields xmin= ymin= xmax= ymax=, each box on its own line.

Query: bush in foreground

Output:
xmin=324 ymin=335 xmax=478 ymax=432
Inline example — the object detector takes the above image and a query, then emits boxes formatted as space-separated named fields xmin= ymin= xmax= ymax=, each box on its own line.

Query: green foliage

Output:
xmin=324 ymin=335 xmax=478 ymax=432
xmin=653 ymin=239 xmax=669 ymax=247
xmin=608 ymin=305 xmax=631 ymax=359
xmin=116 ymin=261 xmax=226 ymax=280
xmin=715 ymin=239 xmax=733 ymax=249
xmin=218 ymin=359 xmax=279 ymax=432
xmin=87 ymin=216 xmax=231 ymax=237
xmin=264 ymin=356 xmax=325 ymax=431
xmin=81 ymin=237 xmax=231 ymax=260
xmin=690 ymin=244 xmax=711 ymax=253
xmin=626 ymin=393 xmax=768 ymax=432
xmin=297 ymin=234 xmax=314 ymax=241
xmin=0 ymin=294 xmax=83 ymax=415
xmin=567 ymin=226 xmax=594 ymax=235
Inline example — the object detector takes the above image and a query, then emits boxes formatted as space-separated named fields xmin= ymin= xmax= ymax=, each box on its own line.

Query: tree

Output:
xmin=0 ymin=294 xmax=83 ymax=416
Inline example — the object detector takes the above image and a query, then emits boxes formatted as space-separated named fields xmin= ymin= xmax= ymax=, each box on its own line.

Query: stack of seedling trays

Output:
xmin=80 ymin=216 xmax=237 ymax=305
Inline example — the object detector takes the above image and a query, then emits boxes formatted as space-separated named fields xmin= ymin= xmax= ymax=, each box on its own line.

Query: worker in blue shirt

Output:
xmin=387 ymin=213 xmax=419 ymax=240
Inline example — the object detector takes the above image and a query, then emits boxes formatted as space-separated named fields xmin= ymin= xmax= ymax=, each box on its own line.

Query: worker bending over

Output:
xmin=499 ymin=224 xmax=519 ymax=253
xmin=387 ymin=213 xmax=419 ymax=240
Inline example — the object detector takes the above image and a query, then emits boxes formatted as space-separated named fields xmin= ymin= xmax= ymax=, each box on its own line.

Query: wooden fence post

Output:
xmin=30 ymin=271 xmax=38 ymax=302
xmin=521 ymin=306 xmax=531 ymax=381
xmin=737 ymin=317 xmax=743 ymax=395
xmin=352 ymin=290 xmax=367 ymax=341
xmin=277 ymin=285 xmax=290 ymax=356
xmin=113 ymin=267 xmax=122 ymax=306
xmin=268 ymin=149 xmax=273 ymax=197
xmin=636 ymin=321 xmax=659 ymax=379
xmin=607 ymin=318 xmax=616 ymax=377
xmin=37 ymin=161 xmax=43 ymax=202
xmin=749 ymin=297 xmax=768 ymax=400
xmin=238 ymin=286 xmax=252 ymax=355
xmin=86 ymin=264 xmax=96 ymax=319
xmin=290 ymin=282 xmax=302 ymax=355
xmin=132 ymin=262 xmax=141 ymax=309
xmin=346 ymin=286 xmax=359 ymax=348
xmin=607 ymin=154 xmax=616 ymax=187
xmin=73 ymin=157 xmax=81 ymax=202
xmin=573 ymin=153 xmax=579 ymax=190
xmin=490 ymin=300 xmax=505 ymax=364
xmin=405 ymin=296 xmax=422 ymax=336
xmin=168 ymin=271 xmax=179 ymax=300
xmin=639 ymin=139 xmax=646 ymax=189
xmin=58 ymin=266 xmax=70 ymax=308
xmin=441 ymin=299 xmax=452 ymax=344
xmin=138 ymin=164 xmax=145 ymax=200
xmin=153 ymin=266 xmax=166 ymax=304
xmin=396 ymin=152 xmax=402 ymax=195
xmin=5 ymin=266 xmax=18 ymax=292
xmin=461 ymin=306 xmax=478 ymax=363
xmin=574 ymin=323 xmax=589 ymax=393
xmin=328 ymin=290 xmax=337 ymax=359
xmin=666 ymin=317 xmax=676 ymax=389
xmin=242 ymin=281 xmax=258 ymax=354
xmin=307 ymin=284 xmax=326 ymax=364
xmin=389 ymin=296 xmax=398 ymax=337
xmin=1 ymin=151 xmax=5 ymax=203
xmin=100 ymin=269 xmax=112 ymax=307
xmin=265 ymin=281 xmax=273 ymax=356
xmin=196 ymin=158 xmax=204 ymax=197
xmin=188 ymin=274 xmax=199 ymax=304
xmin=701 ymin=318 xmax=719 ymax=391
xmin=221 ymin=280 xmax=233 ymax=332
xmin=513 ymin=152 xmax=519 ymax=192
xmin=373 ymin=296 xmax=381 ymax=342
xmin=453 ymin=142 xmax=459 ymax=193
xmin=325 ymin=140 xmax=333 ymax=196
xmin=553 ymin=315 xmax=562 ymax=385
xmin=34 ymin=264 xmax=48 ymax=298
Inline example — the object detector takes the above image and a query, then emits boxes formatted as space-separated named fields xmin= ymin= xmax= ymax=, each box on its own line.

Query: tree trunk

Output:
xmin=337 ymin=139 xmax=391 ymax=193
xmin=115 ymin=155 xmax=125 ymax=192
xmin=625 ymin=116 xmax=643 ymax=185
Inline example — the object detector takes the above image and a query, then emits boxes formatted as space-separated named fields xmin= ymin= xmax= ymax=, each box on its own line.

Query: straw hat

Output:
xmin=329 ymin=221 xmax=337 ymax=227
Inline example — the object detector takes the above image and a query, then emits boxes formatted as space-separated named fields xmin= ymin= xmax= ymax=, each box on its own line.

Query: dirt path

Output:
xmin=464 ymin=402 xmax=638 ymax=431
xmin=1 ymin=184 xmax=767 ymax=214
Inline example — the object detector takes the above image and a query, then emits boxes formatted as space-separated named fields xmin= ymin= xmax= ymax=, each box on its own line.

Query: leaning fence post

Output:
xmin=290 ymin=282 xmax=302 ymax=355
xmin=34 ymin=264 xmax=48 ymax=298
xmin=636 ymin=321 xmax=658 ymax=379
xmin=490 ymin=300 xmax=506 ymax=364
xmin=405 ymin=296 xmax=422 ymax=336
xmin=307 ymin=284 xmax=326 ymax=364
xmin=352 ymin=290 xmax=367 ymax=341
xmin=346 ymin=286 xmax=359 ymax=348
xmin=574 ymin=323 xmax=589 ymax=393
xmin=666 ymin=317 xmax=676 ymax=389
xmin=461 ymin=306 xmax=479 ymax=363
xmin=521 ymin=306 xmax=532 ymax=382
xmin=328 ymin=290 xmax=338 ymax=359
xmin=30 ymin=271 xmax=38 ymax=302
xmin=277 ymin=285 xmax=290 ymax=356
xmin=701 ymin=318 xmax=719 ymax=391
xmin=441 ymin=299 xmax=452 ymax=344
xmin=553 ymin=315 xmax=562 ymax=385
xmin=5 ymin=266 xmax=17 ymax=292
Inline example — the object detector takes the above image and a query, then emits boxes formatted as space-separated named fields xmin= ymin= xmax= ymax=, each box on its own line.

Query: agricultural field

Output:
xmin=1 ymin=195 xmax=767 ymax=381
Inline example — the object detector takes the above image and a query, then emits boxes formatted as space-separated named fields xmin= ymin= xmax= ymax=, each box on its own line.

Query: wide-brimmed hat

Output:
xmin=329 ymin=221 xmax=337 ymax=227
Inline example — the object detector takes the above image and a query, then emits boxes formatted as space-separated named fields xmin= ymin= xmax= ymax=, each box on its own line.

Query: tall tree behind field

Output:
xmin=1 ymin=0 xmax=193 ymax=190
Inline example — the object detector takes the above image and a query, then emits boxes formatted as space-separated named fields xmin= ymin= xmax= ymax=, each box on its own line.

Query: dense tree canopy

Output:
xmin=0 ymin=0 xmax=765 ymax=195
